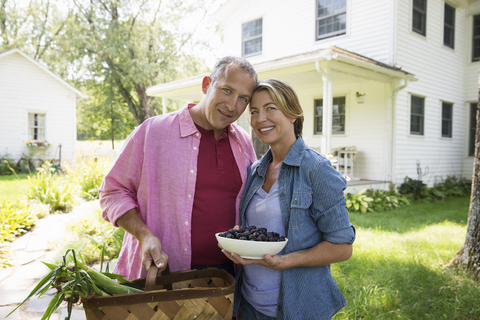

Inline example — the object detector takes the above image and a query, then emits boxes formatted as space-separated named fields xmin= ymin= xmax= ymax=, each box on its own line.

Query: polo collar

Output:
xmin=178 ymin=103 xmax=238 ymax=139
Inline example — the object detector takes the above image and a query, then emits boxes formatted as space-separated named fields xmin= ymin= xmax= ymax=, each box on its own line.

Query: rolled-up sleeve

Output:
xmin=99 ymin=125 xmax=144 ymax=226
xmin=310 ymin=158 xmax=356 ymax=244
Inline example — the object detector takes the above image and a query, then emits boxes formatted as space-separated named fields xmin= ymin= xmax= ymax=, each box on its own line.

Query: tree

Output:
xmin=65 ymin=0 xmax=210 ymax=126
xmin=454 ymin=67 xmax=480 ymax=277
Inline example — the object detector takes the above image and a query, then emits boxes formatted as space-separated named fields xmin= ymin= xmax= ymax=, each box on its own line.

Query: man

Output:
xmin=99 ymin=56 xmax=258 ymax=281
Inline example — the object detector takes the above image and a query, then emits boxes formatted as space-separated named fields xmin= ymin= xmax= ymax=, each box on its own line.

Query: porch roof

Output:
xmin=146 ymin=46 xmax=417 ymax=100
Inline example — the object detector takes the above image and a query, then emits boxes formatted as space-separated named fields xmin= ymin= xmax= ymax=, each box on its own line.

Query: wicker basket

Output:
xmin=82 ymin=265 xmax=235 ymax=320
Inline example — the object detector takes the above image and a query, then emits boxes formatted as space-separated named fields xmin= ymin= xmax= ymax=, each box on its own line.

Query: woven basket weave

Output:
xmin=82 ymin=265 xmax=235 ymax=320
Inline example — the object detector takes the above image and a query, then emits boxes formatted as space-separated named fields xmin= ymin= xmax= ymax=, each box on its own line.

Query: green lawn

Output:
xmin=0 ymin=174 xmax=30 ymax=202
xmin=333 ymin=196 xmax=479 ymax=319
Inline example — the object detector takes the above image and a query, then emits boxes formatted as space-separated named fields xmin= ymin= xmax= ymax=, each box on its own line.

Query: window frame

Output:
xmin=443 ymin=3 xmax=455 ymax=49
xmin=313 ymin=96 xmax=346 ymax=135
xmin=242 ymin=18 xmax=263 ymax=58
xmin=469 ymin=102 xmax=478 ymax=157
xmin=441 ymin=102 xmax=453 ymax=138
xmin=410 ymin=95 xmax=425 ymax=136
xmin=412 ymin=0 xmax=427 ymax=36
xmin=315 ymin=0 xmax=347 ymax=41
xmin=28 ymin=112 xmax=46 ymax=142
xmin=472 ymin=14 xmax=480 ymax=62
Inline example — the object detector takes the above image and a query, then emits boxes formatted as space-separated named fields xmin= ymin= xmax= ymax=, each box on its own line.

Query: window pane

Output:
xmin=410 ymin=96 xmax=424 ymax=135
xmin=244 ymin=38 xmax=262 ymax=56
xmin=318 ymin=0 xmax=346 ymax=18
xmin=473 ymin=15 xmax=480 ymax=61
xmin=470 ymin=103 xmax=478 ymax=156
xmin=444 ymin=4 xmax=455 ymax=48
xmin=242 ymin=19 xmax=262 ymax=56
xmin=441 ymin=103 xmax=452 ymax=138
xmin=413 ymin=0 xmax=426 ymax=11
xmin=412 ymin=0 xmax=426 ymax=36
xmin=243 ymin=19 xmax=262 ymax=39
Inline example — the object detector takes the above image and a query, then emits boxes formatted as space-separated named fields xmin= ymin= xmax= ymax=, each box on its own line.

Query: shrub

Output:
xmin=52 ymin=206 xmax=124 ymax=265
xmin=0 ymin=200 xmax=39 ymax=243
xmin=432 ymin=175 xmax=471 ymax=198
xmin=25 ymin=161 xmax=76 ymax=212
xmin=345 ymin=189 xmax=374 ymax=213
xmin=398 ymin=177 xmax=429 ymax=200
xmin=70 ymin=156 xmax=111 ymax=200
xmin=0 ymin=156 xmax=17 ymax=175
xmin=365 ymin=189 xmax=411 ymax=212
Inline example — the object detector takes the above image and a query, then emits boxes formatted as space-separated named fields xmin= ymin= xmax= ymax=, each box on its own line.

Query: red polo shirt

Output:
xmin=191 ymin=124 xmax=242 ymax=266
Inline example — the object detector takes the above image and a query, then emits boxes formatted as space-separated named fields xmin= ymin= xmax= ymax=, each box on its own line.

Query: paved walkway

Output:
xmin=0 ymin=201 xmax=101 ymax=320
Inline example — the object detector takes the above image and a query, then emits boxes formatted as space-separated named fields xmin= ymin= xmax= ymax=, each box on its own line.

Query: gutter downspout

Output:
xmin=390 ymin=79 xmax=409 ymax=186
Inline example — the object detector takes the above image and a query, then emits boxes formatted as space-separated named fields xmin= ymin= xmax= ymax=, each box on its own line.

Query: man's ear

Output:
xmin=202 ymin=76 xmax=211 ymax=94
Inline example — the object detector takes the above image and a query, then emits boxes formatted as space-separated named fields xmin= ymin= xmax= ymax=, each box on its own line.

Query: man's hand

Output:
xmin=141 ymin=234 xmax=169 ymax=273
xmin=117 ymin=208 xmax=169 ymax=274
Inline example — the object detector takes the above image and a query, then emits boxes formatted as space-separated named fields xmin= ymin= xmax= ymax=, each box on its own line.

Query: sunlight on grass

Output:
xmin=0 ymin=174 xmax=30 ymax=202
xmin=332 ymin=196 xmax=480 ymax=319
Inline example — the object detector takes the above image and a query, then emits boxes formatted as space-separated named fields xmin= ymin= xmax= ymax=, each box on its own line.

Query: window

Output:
xmin=410 ymin=96 xmax=424 ymax=135
xmin=441 ymin=102 xmax=452 ymax=138
xmin=28 ymin=113 xmax=46 ymax=141
xmin=412 ymin=0 xmax=427 ymax=36
xmin=242 ymin=19 xmax=262 ymax=57
xmin=316 ymin=0 xmax=346 ymax=41
xmin=314 ymin=97 xmax=346 ymax=134
xmin=469 ymin=103 xmax=478 ymax=156
xmin=443 ymin=3 xmax=455 ymax=48
xmin=473 ymin=15 xmax=480 ymax=61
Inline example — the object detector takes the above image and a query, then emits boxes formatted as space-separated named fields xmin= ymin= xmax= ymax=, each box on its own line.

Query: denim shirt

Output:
xmin=233 ymin=137 xmax=356 ymax=320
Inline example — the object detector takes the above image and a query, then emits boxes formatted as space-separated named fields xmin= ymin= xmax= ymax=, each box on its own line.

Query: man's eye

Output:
xmin=222 ymin=88 xmax=231 ymax=94
xmin=240 ymin=97 xmax=248 ymax=103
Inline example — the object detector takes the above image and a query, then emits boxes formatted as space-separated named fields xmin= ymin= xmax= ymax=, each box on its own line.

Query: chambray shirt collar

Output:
xmin=178 ymin=103 xmax=237 ymax=139
xmin=255 ymin=137 xmax=306 ymax=176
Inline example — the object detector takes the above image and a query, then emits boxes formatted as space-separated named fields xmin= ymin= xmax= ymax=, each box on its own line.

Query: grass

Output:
xmin=0 ymin=174 xmax=30 ymax=202
xmin=333 ymin=196 xmax=480 ymax=319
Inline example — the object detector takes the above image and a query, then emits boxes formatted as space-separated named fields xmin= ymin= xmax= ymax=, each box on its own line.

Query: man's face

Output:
xmin=201 ymin=65 xmax=256 ymax=138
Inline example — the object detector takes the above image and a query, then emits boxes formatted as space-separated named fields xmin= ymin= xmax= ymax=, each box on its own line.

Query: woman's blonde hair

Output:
xmin=253 ymin=78 xmax=304 ymax=138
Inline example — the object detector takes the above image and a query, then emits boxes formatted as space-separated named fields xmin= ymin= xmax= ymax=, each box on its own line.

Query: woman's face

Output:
xmin=249 ymin=90 xmax=296 ymax=148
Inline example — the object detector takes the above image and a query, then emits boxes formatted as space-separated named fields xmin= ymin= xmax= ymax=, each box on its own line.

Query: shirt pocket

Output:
xmin=288 ymin=191 xmax=312 ymax=229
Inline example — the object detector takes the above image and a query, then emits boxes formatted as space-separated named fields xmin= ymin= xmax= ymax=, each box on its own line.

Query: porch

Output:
xmin=344 ymin=178 xmax=390 ymax=194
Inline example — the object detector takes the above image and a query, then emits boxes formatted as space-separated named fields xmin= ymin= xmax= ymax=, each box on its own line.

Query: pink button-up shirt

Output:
xmin=99 ymin=104 xmax=257 ymax=280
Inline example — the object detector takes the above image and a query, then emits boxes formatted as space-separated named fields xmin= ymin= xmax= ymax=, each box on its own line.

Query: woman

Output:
xmin=222 ymin=78 xmax=356 ymax=320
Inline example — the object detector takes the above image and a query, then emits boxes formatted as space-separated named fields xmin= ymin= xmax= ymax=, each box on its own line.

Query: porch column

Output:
xmin=322 ymin=75 xmax=333 ymax=154
xmin=162 ymin=97 xmax=167 ymax=115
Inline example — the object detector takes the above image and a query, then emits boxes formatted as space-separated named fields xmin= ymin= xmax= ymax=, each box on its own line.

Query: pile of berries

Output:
xmin=218 ymin=225 xmax=286 ymax=242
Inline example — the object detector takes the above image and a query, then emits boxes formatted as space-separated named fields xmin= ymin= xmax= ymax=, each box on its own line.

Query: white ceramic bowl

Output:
xmin=215 ymin=233 xmax=288 ymax=259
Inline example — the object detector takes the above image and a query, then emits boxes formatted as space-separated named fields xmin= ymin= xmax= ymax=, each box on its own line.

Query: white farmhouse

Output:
xmin=147 ymin=0 xmax=479 ymax=190
xmin=0 ymin=48 xmax=85 ymax=168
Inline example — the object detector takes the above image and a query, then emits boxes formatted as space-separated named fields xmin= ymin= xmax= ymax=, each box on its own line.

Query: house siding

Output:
xmin=0 ymin=52 xmax=77 ymax=164
xmin=394 ymin=0 xmax=474 ymax=185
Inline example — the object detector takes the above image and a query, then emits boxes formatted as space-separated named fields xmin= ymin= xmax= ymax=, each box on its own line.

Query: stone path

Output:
xmin=0 ymin=201 xmax=101 ymax=320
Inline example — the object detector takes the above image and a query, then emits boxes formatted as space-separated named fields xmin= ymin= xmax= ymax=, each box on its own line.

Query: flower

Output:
xmin=26 ymin=141 xmax=50 ymax=148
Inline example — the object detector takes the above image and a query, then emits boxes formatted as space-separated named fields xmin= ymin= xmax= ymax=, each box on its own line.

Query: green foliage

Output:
xmin=25 ymin=161 xmax=76 ymax=212
xmin=0 ymin=156 xmax=16 ymax=175
xmin=334 ymin=196 xmax=480 ymax=319
xmin=0 ymin=200 xmax=38 ymax=243
xmin=345 ymin=189 xmax=374 ymax=213
xmin=364 ymin=189 xmax=411 ymax=212
xmin=431 ymin=175 xmax=471 ymax=198
xmin=69 ymin=156 xmax=112 ymax=200
xmin=398 ymin=176 xmax=428 ymax=200
xmin=53 ymin=206 xmax=124 ymax=266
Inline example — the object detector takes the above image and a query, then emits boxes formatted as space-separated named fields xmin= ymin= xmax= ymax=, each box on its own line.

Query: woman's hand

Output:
xmin=221 ymin=249 xmax=288 ymax=270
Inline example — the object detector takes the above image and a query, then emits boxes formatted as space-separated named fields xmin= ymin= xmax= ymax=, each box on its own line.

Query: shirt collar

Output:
xmin=255 ymin=137 xmax=306 ymax=176
xmin=178 ymin=103 xmax=238 ymax=139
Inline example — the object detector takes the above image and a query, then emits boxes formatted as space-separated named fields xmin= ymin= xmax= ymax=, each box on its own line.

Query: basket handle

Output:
xmin=146 ymin=264 xmax=170 ymax=292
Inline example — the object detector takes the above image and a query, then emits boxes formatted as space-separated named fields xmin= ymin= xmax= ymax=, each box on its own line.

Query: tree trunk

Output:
xmin=454 ymin=67 xmax=480 ymax=277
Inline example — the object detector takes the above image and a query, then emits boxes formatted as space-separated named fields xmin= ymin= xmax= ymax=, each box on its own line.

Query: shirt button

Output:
xmin=184 ymin=248 xmax=188 ymax=251
xmin=196 ymin=133 xmax=200 ymax=137
xmin=185 ymin=221 xmax=189 ymax=225
xmin=190 ymin=170 xmax=194 ymax=174
xmin=188 ymin=195 xmax=191 ymax=198
xmin=277 ymin=305 xmax=282 ymax=310
xmin=293 ymin=198 xmax=297 ymax=204
xmin=280 ymin=192 xmax=284 ymax=197
xmin=193 ymin=147 xmax=197 ymax=150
